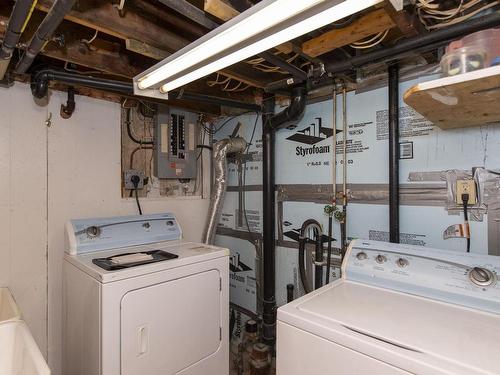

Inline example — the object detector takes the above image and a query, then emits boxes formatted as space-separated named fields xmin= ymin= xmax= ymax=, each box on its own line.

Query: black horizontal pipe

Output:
xmin=30 ymin=69 xmax=261 ymax=111
xmin=326 ymin=11 xmax=500 ymax=74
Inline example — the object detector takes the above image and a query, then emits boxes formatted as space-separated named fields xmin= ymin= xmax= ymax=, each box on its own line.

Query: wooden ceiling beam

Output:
xmin=302 ymin=9 xmax=396 ymax=58
xmin=381 ymin=2 xmax=423 ymax=37
xmin=35 ymin=0 xmax=267 ymax=89
xmin=35 ymin=0 xmax=190 ymax=53
xmin=0 ymin=15 xmax=258 ymax=108
xmin=157 ymin=0 xmax=219 ymax=30
xmin=204 ymin=0 xmax=239 ymax=21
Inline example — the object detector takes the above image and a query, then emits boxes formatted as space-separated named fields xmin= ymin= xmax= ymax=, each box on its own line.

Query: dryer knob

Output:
xmin=469 ymin=267 xmax=495 ymax=286
xmin=86 ymin=226 xmax=101 ymax=238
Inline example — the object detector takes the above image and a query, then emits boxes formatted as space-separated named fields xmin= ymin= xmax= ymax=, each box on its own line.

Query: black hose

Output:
xmin=298 ymin=219 xmax=322 ymax=294
xmin=325 ymin=215 xmax=333 ymax=284
xmin=314 ymin=233 xmax=323 ymax=290
xmin=340 ymin=216 xmax=346 ymax=258
xmin=462 ymin=193 xmax=470 ymax=253
xmin=126 ymin=108 xmax=154 ymax=145
xmin=298 ymin=237 xmax=311 ymax=294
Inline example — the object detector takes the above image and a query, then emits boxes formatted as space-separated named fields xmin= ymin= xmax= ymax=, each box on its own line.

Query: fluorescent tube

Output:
xmin=135 ymin=0 xmax=384 ymax=95
xmin=137 ymin=0 xmax=324 ymax=90
xmin=158 ymin=0 xmax=382 ymax=93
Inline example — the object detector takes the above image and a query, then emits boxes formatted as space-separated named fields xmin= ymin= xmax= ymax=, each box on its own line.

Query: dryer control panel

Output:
xmin=345 ymin=240 xmax=500 ymax=314
xmin=66 ymin=213 xmax=182 ymax=255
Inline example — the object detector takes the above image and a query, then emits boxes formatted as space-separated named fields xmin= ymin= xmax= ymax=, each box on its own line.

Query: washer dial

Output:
xmin=468 ymin=267 xmax=496 ymax=287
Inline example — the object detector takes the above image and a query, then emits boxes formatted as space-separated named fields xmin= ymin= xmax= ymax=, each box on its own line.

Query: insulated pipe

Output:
xmin=388 ymin=64 xmax=400 ymax=243
xmin=262 ymin=86 xmax=306 ymax=344
xmin=325 ymin=11 xmax=500 ymax=74
xmin=0 ymin=0 xmax=37 ymax=79
xmin=202 ymin=137 xmax=247 ymax=245
xmin=30 ymin=69 xmax=261 ymax=111
xmin=16 ymin=0 xmax=77 ymax=74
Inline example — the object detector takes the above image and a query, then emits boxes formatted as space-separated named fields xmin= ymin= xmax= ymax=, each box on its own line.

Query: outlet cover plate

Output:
xmin=456 ymin=179 xmax=477 ymax=205
xmin=124 ymin=169 xmax=145 ymax=190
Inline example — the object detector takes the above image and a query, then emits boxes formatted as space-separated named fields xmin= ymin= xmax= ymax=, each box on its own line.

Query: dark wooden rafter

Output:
xmin=0 ymin=10 xmax=259 ymax=111
xmin=156 ymin=0 xmax=219 ymax=30
xmin=34 ymin=0 xmax=269 ymax=90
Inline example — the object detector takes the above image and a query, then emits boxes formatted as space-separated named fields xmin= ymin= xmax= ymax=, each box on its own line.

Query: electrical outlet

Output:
xmin=124 ymin=169 xmax=145 ymax=190
xmin=456 ymin=179 xmax=477 ymax=205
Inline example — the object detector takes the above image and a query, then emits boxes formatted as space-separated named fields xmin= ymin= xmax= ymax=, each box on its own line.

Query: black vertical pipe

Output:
xmin=262 ymin=95 xmax=276 ymax=345
xmin=262 ymin=87 xmax=306 ymax=344
xmin=388 ymin=64 xmax=400 ymax=243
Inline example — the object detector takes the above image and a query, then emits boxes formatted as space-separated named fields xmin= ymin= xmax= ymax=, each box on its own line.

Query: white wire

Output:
xmin=349 ymin=29 xmax=389 ymax=49
xmin=416 ymin=0 xmax=498 ymax=30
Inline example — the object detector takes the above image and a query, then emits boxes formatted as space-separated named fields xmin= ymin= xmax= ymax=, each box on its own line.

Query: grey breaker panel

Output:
xmin=154 ymin=106 xmax=198 ymax=179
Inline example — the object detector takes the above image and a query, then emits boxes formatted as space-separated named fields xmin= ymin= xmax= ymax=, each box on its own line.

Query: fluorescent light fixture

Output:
xmin=137 ymin=0 xmax=324 ymax=90
xmin=134 ymin=0 xmax=387 ymax=96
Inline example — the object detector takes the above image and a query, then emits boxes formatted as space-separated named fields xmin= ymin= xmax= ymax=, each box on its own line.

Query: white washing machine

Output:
xmin=277 ymin=239 xmax=500 ymax=375
xmin=63 ymin=213 xmax=229 ymax=375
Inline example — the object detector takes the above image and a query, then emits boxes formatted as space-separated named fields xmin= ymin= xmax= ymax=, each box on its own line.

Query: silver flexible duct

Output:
xmin=202 ymin=137 xmax=246 ymax=245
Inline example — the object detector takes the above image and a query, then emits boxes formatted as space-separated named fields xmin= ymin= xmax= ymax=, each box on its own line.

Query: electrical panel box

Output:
xmin=154 ymin=106 xmax=198 ymax=179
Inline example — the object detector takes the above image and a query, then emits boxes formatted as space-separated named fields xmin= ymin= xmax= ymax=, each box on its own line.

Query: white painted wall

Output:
xmin=0 ymin=83 xmax=48 ymax=353
xmin=0 ymin=83 xmax=211 ymax=375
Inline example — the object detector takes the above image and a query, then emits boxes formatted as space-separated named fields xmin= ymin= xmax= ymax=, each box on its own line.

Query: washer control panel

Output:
xmin=66 ymin=213 xmax=182 ymax=255
xmin=345 ymin=240 xmax=500 ymax=314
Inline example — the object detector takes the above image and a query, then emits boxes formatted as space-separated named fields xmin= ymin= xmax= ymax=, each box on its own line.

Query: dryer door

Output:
xmin=120 ymin=269 xmax=222 ymax=375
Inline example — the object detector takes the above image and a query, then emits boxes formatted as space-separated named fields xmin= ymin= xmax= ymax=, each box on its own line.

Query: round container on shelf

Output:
xmin=440 ymin=46 xmax=487 ymax=77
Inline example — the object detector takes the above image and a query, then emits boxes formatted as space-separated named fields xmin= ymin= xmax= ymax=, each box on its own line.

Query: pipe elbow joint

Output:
xmin=30 ymin=70 xmax=51 ymax=99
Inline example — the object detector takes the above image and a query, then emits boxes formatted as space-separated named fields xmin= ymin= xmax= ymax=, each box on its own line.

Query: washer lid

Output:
xmin=279 ymin=280 xmax=500 ymax=375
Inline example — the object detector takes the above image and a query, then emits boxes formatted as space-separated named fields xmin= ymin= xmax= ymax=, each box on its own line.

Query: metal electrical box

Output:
xmin=154 ymin=106 xmax=198 ymax=179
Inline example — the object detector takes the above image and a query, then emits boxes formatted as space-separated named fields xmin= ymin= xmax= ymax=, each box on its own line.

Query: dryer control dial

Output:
xmin=469 ymin=267 xmax=496 ymax=287
xmin=86 ymin=226 xmax=101 ymax=238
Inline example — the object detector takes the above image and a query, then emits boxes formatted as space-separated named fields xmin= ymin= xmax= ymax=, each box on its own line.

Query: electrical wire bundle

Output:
xmin=246 ymin=52 xmax=301 ymax=73
xmin=207 ymin=73 xmax=250 ymax=92
xmin=414 ymin=0 xmax=500 ymax=30
xmin=349 ymin=29 xmax=390 ymax=49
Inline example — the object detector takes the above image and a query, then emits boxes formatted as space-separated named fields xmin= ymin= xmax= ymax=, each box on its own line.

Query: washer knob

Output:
xmin=356 ymin=251 xmax=368 ymax=260
xmin=375 ymin=254 xmax=387 ymax=264
xmin=397 ymin=258 xmax=409 ymax=268
xmin=469 ymin=267 xmax=495 ymax=286
xmin=86 ymin=226 xmax=101 ymax=238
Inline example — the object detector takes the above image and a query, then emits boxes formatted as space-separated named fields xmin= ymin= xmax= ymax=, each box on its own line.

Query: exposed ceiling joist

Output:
xmin=158 ymin=0 xmax=219 ymax=29
xmin=34 ymin=0 xmax=268 ymax=89
xmin=204 ymin=0 xmax=239 ymax=21
xmin=381 ymin=2 xmax=423 ymax=37
xmin=302 ymin=8 xmax=396 ymax=58
xmin=35 ymin=0 xmax=189 ymax=53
